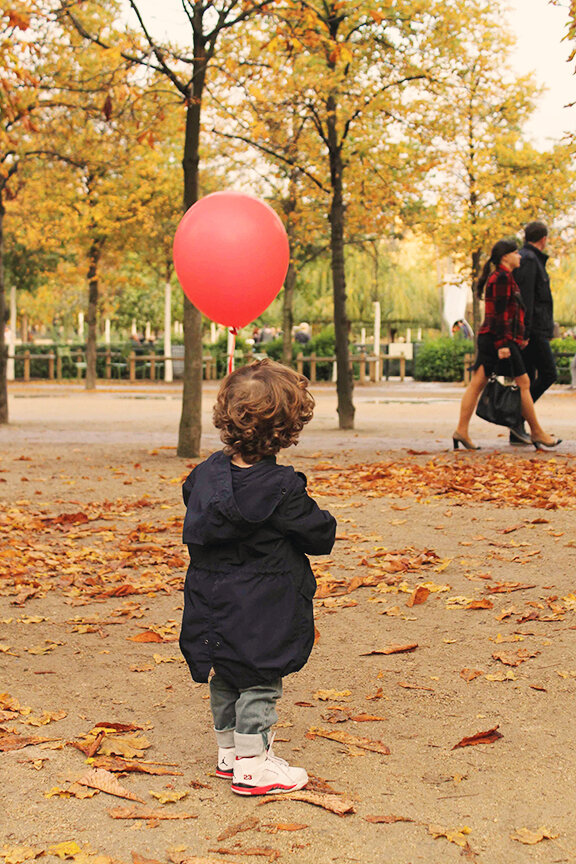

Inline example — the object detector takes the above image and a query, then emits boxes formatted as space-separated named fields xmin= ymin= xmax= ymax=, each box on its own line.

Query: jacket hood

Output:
xmin=182 ymin=452 xmax=293 ymax=546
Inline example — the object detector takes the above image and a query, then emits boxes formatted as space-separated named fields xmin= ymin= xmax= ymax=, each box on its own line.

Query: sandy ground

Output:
xmin=1 ymin=379 xmax=576 ymax=864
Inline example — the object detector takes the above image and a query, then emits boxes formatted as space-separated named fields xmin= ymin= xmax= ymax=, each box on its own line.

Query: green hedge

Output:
xmin=413 ymin=337 xmax=474 ymax=382
xmin=551 ymin=337 xmax=576 ymax=384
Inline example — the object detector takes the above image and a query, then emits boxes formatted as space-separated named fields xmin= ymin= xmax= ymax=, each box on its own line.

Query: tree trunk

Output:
xmin=471 ymin=247 xmax=482 ymax=342
xmin=177 ymin=49 xmax=206 ymax=458
xmin=85 ymin=237 xmax=103 ymax=391
xmin=326 ymin=97 xmax=354 ymax=429
xmin=0 ymin=192 xmax=7 ymax=424
xmin=282 ymin=260 xmax=295 ymax=365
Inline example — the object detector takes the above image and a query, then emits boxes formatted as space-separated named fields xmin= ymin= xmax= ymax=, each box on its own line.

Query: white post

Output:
xmin=210 ymin=322 xmax=217 ymax=344
xmin=131 ymin=318 xmax=137 ymax=338
xmin=227 ymin=328 xmax=235 ymax=373
xmin=104 ymin=318 xmax=111 ymax=344
xmin=78 ymin=311 xmax=84 ymax=340
xmin=373 ymin=301 xmax=381 ymax=381
xmin=164 ymin=280 xmax=173 ymax=383
xmin=145 ymin=321 xmax=151 ymax=341
xmin=361 ymin=327 xmax=366 ymax=345
xmin=406 ymin=327 xmax=412 ymax=343
xmin=7 ymin=284 xmax=16 ymax=381
xmin=417 ymin=327 xmax=422 ymax=341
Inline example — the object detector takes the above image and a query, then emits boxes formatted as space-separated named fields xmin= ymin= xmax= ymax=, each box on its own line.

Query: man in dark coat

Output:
xmin=510 ymin=221 xmax=557 ymax=445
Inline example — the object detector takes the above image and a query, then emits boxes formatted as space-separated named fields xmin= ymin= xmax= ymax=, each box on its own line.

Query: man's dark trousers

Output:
xmin=522 ymin=334 xmax=557 ymax=403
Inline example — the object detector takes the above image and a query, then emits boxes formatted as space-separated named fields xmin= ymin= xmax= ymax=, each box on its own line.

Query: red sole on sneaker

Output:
xmin=215 ymin=768 xmax=233 ymax=779
xmin=231 ymin=780 xmax=307 ymax=796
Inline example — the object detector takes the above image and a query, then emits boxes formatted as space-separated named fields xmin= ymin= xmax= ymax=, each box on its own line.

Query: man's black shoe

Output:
xmin=509 ymin=424 xmax=532 ymax=445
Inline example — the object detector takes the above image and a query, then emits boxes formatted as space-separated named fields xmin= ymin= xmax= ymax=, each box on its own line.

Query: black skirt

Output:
xmin=473 ymin=333 xmax=527 ymax=378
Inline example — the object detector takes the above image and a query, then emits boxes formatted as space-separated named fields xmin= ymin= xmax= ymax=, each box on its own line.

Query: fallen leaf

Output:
xmin=492 ymin=648 xmax=539 ymax=667
xmin=452 ymin=725 xmax=503 ymax=749
xmin=428 ymin=824 xmax=472 ymax=848
xmin=1 ymin=846 xmax=44 ymax=864
xmin=466 ymin=599 xmax=494 ymax=610
xmin=313 ymin=689 xmax=351 ymax=701
xmin=129 ymin=631 xmax=164 ymax=643
xmin=47 ymin=843 xmax=82 ymax=859
xmin=108 ymin=805 xmax=198 ymax=820
xmin=511 ymin=827 xmax=558 ymax=844
xmin=360 ymin=643 xmax=418 ymax=655
xmin=257 ymin=790 xmax=355 ymax=815
xmin=406 ymin=586 xmax=430 ymax=607
xmin=91 ymin=756 xmax=182 ymax=776
xmin=460 ymin=669 xmax=483 ymax=682
xmin=365 ymin=814 xmax=415 ymax=824
xmin=306 ymin=726 xmax=390 ymax=754
xmin=217 ymin=817 xmax=260 ymax=841
xmin=76 ymin=767 xmax=145 ymax=802
xmin=0 ymin=733 xmax=55 ymax=752
xmin=149 ymin=790 xmax=188 ymax=804
xmin=208 ymin=848 xmax=280 ymax=861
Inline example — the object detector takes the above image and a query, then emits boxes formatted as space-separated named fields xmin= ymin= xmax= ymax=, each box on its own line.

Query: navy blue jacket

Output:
xmin=514 ymin=244 xmax=554 ymax=339
xmin=179 ymin=451 xmax=336 ymax=689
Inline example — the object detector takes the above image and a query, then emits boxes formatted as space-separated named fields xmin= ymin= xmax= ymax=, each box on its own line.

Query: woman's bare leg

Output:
xmin=454 ymin=367 xmax=488 ymax=444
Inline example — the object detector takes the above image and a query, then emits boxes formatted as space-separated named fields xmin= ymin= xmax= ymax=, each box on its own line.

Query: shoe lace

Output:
xmin=266 ymin=732 xmax=289 ymax=768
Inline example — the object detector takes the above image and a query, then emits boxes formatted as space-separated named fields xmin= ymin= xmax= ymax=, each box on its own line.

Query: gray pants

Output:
xmin=209 ymin=672 xmax=282 ymax=756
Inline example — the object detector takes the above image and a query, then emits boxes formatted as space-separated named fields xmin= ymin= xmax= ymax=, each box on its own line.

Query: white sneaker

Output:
xmin=231 ymin=751 xmax=308 ymax=796
xmin=216 ymin=746 xmax=235 ymax=779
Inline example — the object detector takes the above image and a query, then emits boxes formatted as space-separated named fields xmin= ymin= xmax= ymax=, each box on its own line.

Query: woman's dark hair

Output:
xmin=475 ymin=239 xmax=519 ymax=299
xmin=213 ymin=358 xmax=314 ymax=463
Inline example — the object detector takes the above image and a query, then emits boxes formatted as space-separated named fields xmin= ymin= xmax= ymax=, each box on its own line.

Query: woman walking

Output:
xmin=453 ymin=239 xmax=561 ymax=451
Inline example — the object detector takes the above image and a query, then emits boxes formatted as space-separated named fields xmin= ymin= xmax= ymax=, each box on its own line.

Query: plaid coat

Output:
xmin=479 ymin=267 xmax=525 ymax=349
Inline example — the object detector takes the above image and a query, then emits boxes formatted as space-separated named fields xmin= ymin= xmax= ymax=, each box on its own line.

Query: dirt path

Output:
xmin=1 ymin=382 xmax=576 ymax=864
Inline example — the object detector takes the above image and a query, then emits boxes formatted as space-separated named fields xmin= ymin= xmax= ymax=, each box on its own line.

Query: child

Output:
xmin=179 ymin=358 xmax=336 ymax=796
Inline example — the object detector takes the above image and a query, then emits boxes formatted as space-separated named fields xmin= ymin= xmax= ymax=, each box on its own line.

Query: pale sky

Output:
xmin=507 ymin=0 xmax=575 ymax=145
xmin=123 ymin=0 xmax=576 ymax=147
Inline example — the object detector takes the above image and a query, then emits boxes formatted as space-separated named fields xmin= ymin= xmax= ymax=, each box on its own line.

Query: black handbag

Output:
xmin=475 ymin=372 xmax=521 ymax=428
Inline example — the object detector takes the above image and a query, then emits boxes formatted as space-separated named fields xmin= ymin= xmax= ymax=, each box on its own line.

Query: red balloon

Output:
xmin=173 ymin=191 xmax=290 ymax=328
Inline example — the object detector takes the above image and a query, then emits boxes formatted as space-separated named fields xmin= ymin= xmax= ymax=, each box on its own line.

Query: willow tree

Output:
xmin=420 ymin=0 xmax=576 ymax=334
xmin=60 ymin=0 xmax=278 ymax=456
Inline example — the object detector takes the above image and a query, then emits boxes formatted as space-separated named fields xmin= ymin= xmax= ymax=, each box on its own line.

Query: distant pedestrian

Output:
xmin=452 ymin=238 xmax=560 ymax=451
xmin=179 ymin=359 xmax=336 ymax=795
xmin=510 ymin=221 xmax=558 ymax=444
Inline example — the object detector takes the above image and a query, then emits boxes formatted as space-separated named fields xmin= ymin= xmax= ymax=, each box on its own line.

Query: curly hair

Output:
xmin=213 ymin=358 xmax=315 ymax=463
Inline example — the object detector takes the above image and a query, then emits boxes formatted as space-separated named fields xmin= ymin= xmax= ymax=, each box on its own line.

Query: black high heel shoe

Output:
xmin=531 ymin=436 xmax=562 ymax=451
xmin=452 ymin=432 xmax=481 ymax=451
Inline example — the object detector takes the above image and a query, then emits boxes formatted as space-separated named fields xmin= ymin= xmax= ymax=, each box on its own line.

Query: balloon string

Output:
xmin=228 ymin=328 xmax=237 ymax=374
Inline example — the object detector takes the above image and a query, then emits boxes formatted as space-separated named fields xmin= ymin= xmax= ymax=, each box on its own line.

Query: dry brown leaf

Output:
xmin=1 ymin=846 xmax=44 ymax=864
xmin=132 ymin=854 xmax=164 ymax=864
xmin=466 ymin=598 xmax=494 ymax=610
xmin=428 ymin=824 xmax=472 ymax=848
xmin=262 ymin=823 xmax=307 ymax=832
xmin=492 ymin=648 xmax=539 ymax=667
xmin=0 ymin=733 xmax=54 ymax=752
xmin=149 ymin=790 xmax=188 ymax=804
xmin=216 ymin=817 xmax=260 ymax=841
xmin=406 ymin=586 xmax=430 ymax=607
xmin=365 ymin=814 xmax=415 ymax=824
xmin=460 ymin=669 xmax=484 ymax=682
xmin=108 ymin=805 xmax=197 ymax=820
xmin=257 ymin=790 xmax=355 ymax=815
xmin=91 ymin=756 xmax=182 ymax=775
xmin=452 ymin=725 xmax=503 ymax=749
xmin=510 ymin=827 xmax=558 ymax=844
xmin=208 ymin=849 xmax=279 ymax=861
xmin=76 ymin=767 xmax=145 ymax=802
xmin=128 ymin=631 xmax=164 ymax=643
xmin=398 ymin=682 xmax=434 ymax=691
xmin=307 ymin=726 xmax=390 ymax=754
xmin=487 ymin=582 xmax=536 ymax=594
xmin=313 ymin=689 xmax=351 ymax=701
xmin=360 ymin=643 xmax=418 ymax=655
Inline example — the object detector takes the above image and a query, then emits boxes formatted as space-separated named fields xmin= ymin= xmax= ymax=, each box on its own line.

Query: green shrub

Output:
xmin=414 ymin=336 xmax=474 ymax=382
xmin=551 ymin=337 xmax=576 ymax=384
